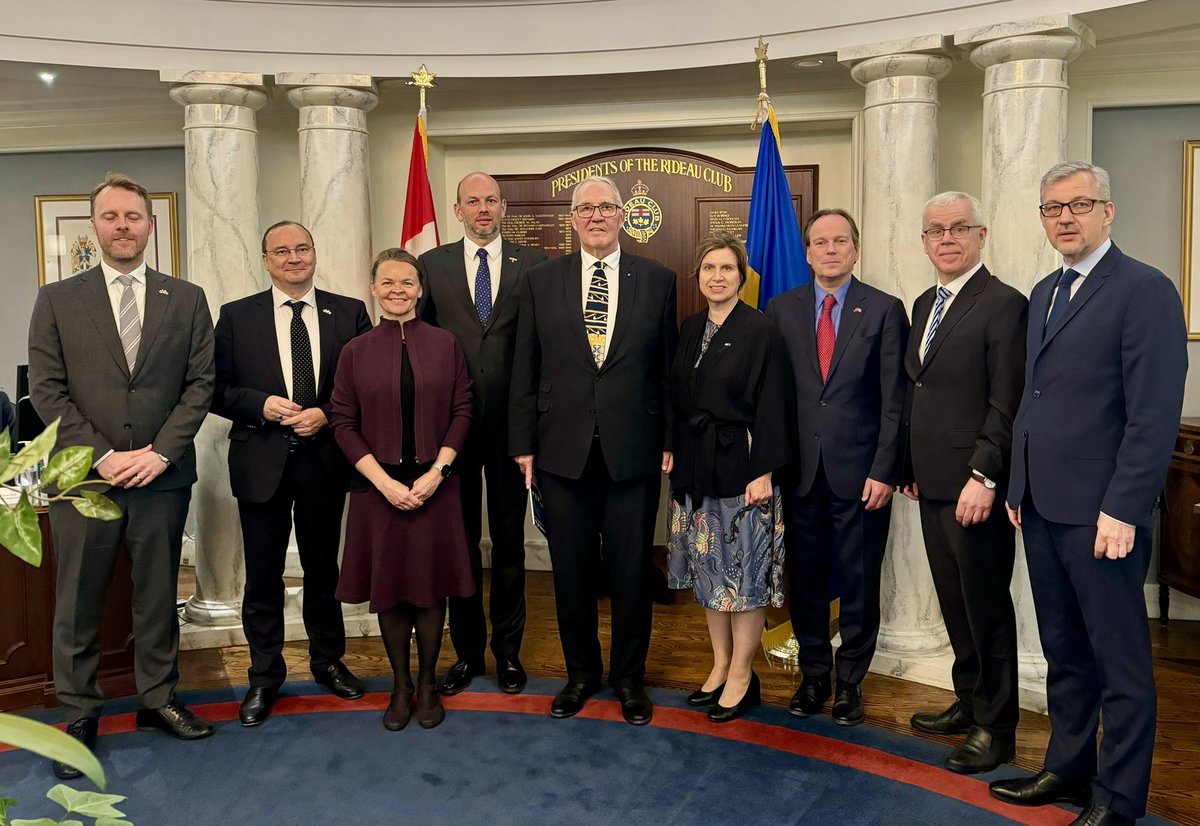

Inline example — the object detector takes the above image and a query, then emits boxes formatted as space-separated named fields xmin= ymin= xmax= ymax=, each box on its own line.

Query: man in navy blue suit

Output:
xmin=989 ymin=162 xmax=1187 ymax=826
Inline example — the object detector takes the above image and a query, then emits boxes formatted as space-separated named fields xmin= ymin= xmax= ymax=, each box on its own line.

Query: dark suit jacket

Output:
xmin=1008 ymin=243 xmax=1188 ymax=527
xmin=212 ymin=287 xmax=371 ymax=504
xmin=509 ymin=250 xmax=678 ymax=481
xmin=902 ymin=266 xmax=1028 ymax=501
xmin=420 ymin=238 xmax=547 ymax=445
xmin=766 ymin=277 xmax=909 ymax=500
xmin=27 ymin=265 xmax=214 ymax=488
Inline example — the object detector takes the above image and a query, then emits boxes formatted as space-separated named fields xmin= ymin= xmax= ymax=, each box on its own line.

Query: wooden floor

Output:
xmin=178 ymin=570 xmax=1200 ymax=825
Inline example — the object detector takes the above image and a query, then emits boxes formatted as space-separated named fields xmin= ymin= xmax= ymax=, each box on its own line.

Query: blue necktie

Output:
xmin=921 ymin=286 xmax=952 ymax=361
xmin=474 ymin=248 xmax=492 ymax=326
xmin=1045 ymin=268 xmax=1081 ymax=332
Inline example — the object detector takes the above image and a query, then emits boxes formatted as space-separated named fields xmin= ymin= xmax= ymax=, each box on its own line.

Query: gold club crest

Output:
xmin=622 ymin=180 xmax=662 ymax=244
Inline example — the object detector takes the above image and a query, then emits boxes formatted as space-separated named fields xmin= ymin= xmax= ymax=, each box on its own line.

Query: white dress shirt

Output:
xmin=272 ymin=284 xmax=321 ymax=399
xmin=580 ymin=248 xmax=621 ymax=356
xmin=101 ymin=259 xmax=147 ymax=329
xmin=920 ymin=263 xmax=981 ymax=362
xmin=464 ymin=236 xmax=503 ymax=306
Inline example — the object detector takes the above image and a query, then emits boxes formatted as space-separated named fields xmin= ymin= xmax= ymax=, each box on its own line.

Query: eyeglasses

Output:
xmin=572 ymin=203 xmax=621 ymax=219
xmin=1038 ymin=199 xmax=1107 ymax=218
xmin=267 ymin=244 xmax=315 ymax=258
xmin=922 ymin=225 xmax=982 ymax=240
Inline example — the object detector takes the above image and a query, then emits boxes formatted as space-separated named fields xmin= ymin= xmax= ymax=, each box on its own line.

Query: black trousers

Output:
xmin=1022 ymin=494 xmax=1156 ymax=820
xmin=237 ymin=447 xmax=347 ymax=687
xmin=537 ymin=438 xmax=659 ymax=685
xmin=50 ymin=485 xmax=190 ymax=719
xmin=918 ymin=497 xmax=1018 ymax=736
xmin=447 ymin=437 xmax=529 ymax=666
xmin=783 ymin=459 xmax=891 ymax=686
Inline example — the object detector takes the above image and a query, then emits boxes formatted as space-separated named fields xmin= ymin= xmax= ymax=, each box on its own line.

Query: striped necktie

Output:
xmin=921 ymin=286 xmax=952 ymax=362
xmin=116 ymin=274 xmax=141 ymax=370
xmin=584 ymin=260 xmax=609 ymax=366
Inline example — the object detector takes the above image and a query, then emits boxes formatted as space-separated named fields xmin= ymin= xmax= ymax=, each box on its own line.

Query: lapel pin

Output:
xmin=508 ymin=256 xmax=518 ymax=263
xmin=853 ymin=307 xmax=863 ymax=313
xmin=723 ymin=342 xmax=732 ymax=347
xmin=158 ymin=288 xmax=170 ymax=295
xmin=321 ymin=308 xmax=332 ymax=315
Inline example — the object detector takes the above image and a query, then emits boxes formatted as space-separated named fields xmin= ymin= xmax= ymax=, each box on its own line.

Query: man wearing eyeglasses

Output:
xmin=510 ymin=175 xmax=677 ymax=725
xmin=988 ymin=162 xmax=1187 ymax=826
xmin=900 ymin=192 xmax=1028 ymax=774
xmin=212 ymin=220 xmax=372 ymax=726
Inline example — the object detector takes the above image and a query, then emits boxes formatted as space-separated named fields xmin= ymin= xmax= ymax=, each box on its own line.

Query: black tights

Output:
xmin=378 ymin=599 xmax=446 ymax=692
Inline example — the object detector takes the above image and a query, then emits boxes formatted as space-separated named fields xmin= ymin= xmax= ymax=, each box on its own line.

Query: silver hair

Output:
xmin=922 ymin=191 xmax=985 ymax=227
xmin=1040 ymin=161 xmax=1112 ymax=201
xmin=570 ymin=175 xmax=623 ymax=210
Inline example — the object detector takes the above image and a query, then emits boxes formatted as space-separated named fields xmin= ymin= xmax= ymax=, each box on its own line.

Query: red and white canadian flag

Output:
xmin=401 ymin=107 xmax=439 ymax=256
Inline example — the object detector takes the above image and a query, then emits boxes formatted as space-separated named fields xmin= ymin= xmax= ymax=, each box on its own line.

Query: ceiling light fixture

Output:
xmin=791 ymin=58 xmax=825 ymax=69
xmin=39 ymin=72 xmax=57 ymax=85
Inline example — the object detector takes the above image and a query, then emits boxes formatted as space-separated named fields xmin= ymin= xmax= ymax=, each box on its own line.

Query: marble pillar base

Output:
xmin=179 ymin=591 xmax=378 ymax=651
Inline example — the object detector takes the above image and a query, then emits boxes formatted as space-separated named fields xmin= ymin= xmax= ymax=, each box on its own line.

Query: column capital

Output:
xmin=956 ymin=14 xmax=1094 ymax=69
xmin=838 ymin=34 xmax=955 ymax=78
xmin=278 ymin=73 xmax=379 ymax=112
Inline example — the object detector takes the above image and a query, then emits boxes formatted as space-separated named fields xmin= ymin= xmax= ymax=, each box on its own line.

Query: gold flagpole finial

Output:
xmin=752 ymin=37 xmax=771 ymax=131
xmin=407 ymin=64 xmax=437 ymax=112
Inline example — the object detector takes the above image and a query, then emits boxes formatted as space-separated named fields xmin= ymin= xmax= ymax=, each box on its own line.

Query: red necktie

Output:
xmin=817 ymin=293 xmax=836 ymax=382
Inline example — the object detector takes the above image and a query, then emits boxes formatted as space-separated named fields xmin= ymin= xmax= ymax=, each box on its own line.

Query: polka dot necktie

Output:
xmin=584 ymin=260 xmax=609 ymax=366
xmin=286 ymin=300 xmax=316 ymax=409
xmin=475 ymin=248 xmax=493 ymax=326
xmin=816 ymin=293 xmax=836 ymax=382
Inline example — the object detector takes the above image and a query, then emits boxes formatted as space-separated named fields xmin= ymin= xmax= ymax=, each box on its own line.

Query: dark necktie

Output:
xmin=584 ymin=260 xmax=609 ymax=366
xmin=1045 ymin=268 xmax=1081 ymax=333
xmin=816 ymin=293 xmax=836 ymax=382
xmin=921 ymin=286 xmax=952 ymax=362
xmin=287 ymin=300 xmax=316 ymax=408
xmin=474 ymin=247 xmax=492 ymax=325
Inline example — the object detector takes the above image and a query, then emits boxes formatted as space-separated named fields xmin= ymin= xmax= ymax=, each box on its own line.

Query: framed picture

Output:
xmin=35 ymin=193 xmax=181 ymax=285
xmin=1183 ymin=140 xmax=1200 ymax=340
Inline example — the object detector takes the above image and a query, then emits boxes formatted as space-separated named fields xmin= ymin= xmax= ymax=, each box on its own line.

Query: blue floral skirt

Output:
xmin=667 ymin=490 xmax=785 ymax=611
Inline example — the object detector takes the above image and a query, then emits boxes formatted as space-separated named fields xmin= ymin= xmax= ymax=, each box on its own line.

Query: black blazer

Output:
xmin=1008 ymin=243 xmax=1188 ymax=526
xmin=509 ymin=251 xmax=678 ymax=482
xmin=766 ymin=277 xmax=909 ymax=500
xmin=420 ymin=239 xmax=547 ymax=442
xmin=669 ymin=300 xmax=793 ymax=499
xmin=213 ymin=287 xmax=372 ymax=503
xmin=902 ymin=266 xmax=1028 ymax=501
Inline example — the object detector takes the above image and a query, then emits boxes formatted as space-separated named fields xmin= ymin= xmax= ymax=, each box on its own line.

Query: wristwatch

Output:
xmin=970 ymin=469 xmax=996 ymax=489
xmin=433 ymin=462 xmax=453 ymax=479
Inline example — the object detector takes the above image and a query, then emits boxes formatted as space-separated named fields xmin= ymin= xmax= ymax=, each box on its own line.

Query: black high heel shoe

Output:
xmin=687 ymin=682 xmax=726 ymax=706
xmin=708 ymin=672 xmax=761 ymax=723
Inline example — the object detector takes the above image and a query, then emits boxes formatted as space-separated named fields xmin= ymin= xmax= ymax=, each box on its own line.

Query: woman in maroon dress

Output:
xmin=331 ymin=248 xmax=473 ymax=730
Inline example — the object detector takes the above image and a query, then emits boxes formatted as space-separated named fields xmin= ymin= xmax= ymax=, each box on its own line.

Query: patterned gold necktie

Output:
xmin=584 ymin=260 xmax=609 ymax=366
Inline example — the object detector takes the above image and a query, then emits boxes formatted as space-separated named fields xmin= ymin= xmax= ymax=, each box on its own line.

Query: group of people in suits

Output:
xmin=26 ymin=162 xmax=1186 ymax=826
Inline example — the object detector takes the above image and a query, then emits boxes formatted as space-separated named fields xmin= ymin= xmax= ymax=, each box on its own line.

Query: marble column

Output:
xmin=162 ymin=72 xmax=268 ymax=635
xmin=277 ymin=74 xmax=378 ymax=309
xmin=957 ymin=15 xmax=1093 ymax=712
xmin=838 ymin=37 xmax=956 ymax=684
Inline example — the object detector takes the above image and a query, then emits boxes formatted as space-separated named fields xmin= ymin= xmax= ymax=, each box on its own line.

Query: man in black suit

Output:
xmin=510 ymin=175 xmax=677 ymax=725
xmin=213 ymin=220 xmax=372 ymax=726
xmin=900 ymin=191 xmax=1027 ymax=774
xmin=28 ymin=173 xmax=215 ymax=777
xmin=766 ymin=208 xmax=908 ymax=727
xmin=421 ymin=172 xmax=547 ymax=696
xmin=989 ymin=162 xmax=1187 ymax=826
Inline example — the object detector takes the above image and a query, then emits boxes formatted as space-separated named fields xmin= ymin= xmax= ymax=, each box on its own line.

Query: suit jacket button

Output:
xmin=1032 ymin=390 xmax=1041 ymax=397
xmin=123 ymin=423 xmax=131 ymax=430
xmin=128 ymin=387 xmax=136 ymax=393
xmin=814 ymin=434 xmax=821 ymax=440
xmin=915 ymin=381 xmax=923 ymax=388
xmin=819 ymin=400 xmax=827 ymax=407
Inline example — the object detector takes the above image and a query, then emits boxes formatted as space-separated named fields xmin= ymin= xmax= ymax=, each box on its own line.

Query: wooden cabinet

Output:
xmin=1160 ymin=418 xmax=1200 ymax=621
xmin=0 ymin=510 xmax=136 ymax=711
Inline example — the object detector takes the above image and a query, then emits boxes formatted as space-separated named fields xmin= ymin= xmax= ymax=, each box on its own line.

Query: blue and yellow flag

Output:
xmin=743 ymin=105 xmax=810 ymax=310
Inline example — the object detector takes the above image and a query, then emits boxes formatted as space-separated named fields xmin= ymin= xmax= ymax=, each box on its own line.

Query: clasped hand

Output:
xmin=263 ymin=395 xmax=327 ymax=437
xmin=378 ymin=469 xmax=442 ymax=511
xmin=98 ymin=444 xmax=166 ymax=489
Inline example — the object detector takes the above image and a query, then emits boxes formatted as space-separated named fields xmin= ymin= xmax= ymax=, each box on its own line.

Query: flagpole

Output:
xmin=752 ymin=36 xmax=770 ymax=131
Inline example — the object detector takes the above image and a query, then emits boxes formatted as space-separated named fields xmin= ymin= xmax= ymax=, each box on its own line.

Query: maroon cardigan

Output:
xmin=331 ymin=317 xmax=472 ymax=467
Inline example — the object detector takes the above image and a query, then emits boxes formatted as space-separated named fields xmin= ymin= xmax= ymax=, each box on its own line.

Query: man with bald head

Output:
xmin=421 ymin=172 xmax=547 ymax=695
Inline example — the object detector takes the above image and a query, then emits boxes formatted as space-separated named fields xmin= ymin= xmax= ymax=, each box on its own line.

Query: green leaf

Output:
xmin=0 ymin=426 xmax=11 ymax=465
xmin=46 ymin=787 xmax=125 ymax=819
xmin=94 ymin=819 xmax=133 ymax=826
xmin=41 ymin=446 xmax=94 ymax=490
xmin=71 ymin=491 xmax=122 ymax=522
xmin=0 ymin=419 xmax=57 ymax=485
xmin=0 ymin=492 xmax=42 ymax=567
xmin=11 ymin=819 xmax=62 ymax=826
xmin=0 ymin=714 xmax=105 ymax=789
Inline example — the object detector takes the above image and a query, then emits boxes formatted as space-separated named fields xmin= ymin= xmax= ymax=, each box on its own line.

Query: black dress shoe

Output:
xmin=989 ymin=770 xmax=1093 ymax=808
xmin=1070 ymin=804 xmax=1134 ymax=826
xmin=313 ymin=662 xmax=364 ymax=700
xmin=439 ymin=659 xmax=483 ymax=696
xmin=789 ymin=675 xmax=831 ymax=718
xmin=687 ymin=682 xmax=726 ymax=706
xmin=831 ymin=681 xmax=865 ymax=726
xmin=238 ymin=687 xmax=278 ymax=727
xmin=550 ymin=680 xmax=601 ymax=719
xmin=944 ymin=726 xmax=1015 ymax=774
xmin=135 ymin=701 xmax=214 ymax=740
xmin=415 ymin=685 xmax=445 ymax=729
xmin=52 ymin=717 xmax=98 ymax=780
xmin=911 ymin=701 xmax=973 ymax=735
xmin=496 ymin=658 xmax=527 ymax=694
xmin=708 ymin=672 xmax=761 ymax=723
xmin=382 ymin=690 xmax=414 ymax=731
xmin=612 ymin=681 xmax=653 ymax=726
